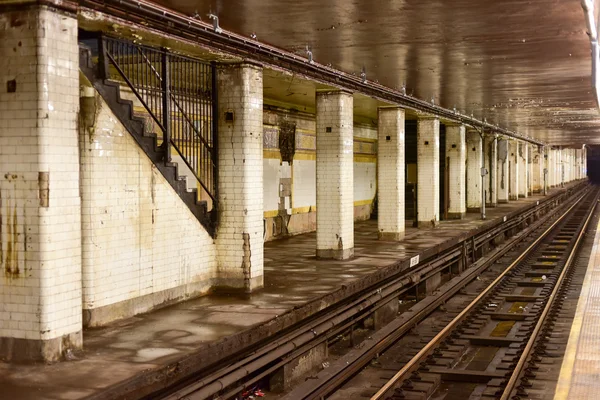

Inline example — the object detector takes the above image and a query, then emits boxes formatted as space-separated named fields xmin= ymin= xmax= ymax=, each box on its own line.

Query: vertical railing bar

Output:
xmin=212 ymin=61 xmax=218 ymax=207
xmin=100 ymin=37 xmax=217 ymax=205
xmin=162 ymin=49 xmax=171 ymax=163
xmin=98 ymin=35 xmax=109 ymax=80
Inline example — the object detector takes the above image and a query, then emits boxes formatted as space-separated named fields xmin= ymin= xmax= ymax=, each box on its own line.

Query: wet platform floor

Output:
xmin=0 ymin=185 xmax=578 ymax=400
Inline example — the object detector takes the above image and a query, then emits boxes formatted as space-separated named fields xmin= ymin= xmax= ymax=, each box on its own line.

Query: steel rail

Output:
xmin=282 ymin=185 xmax=586 ymax=400
xmin=370 ymin=189 xmax=590 ymax=400
xmin=499 ymin=191 xmax=599 ymax=400
xmin=78 ymin=0 xmax=544 ymax=146
xmin=152 ymin=185 xmax=581 ymax=400
xmin=161 ymin=186 xmax=584 ymax=400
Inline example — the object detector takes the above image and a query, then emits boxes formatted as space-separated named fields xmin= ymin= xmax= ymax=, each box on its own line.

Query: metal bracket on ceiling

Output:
xmin=306 ymin=46 xmax=313 ymax=64
xmin=207 ymin=13 xmax=222 ymax=34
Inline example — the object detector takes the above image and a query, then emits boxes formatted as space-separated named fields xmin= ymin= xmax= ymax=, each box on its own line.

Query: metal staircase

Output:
xmin=79 ymin=35 xmax=217 ymax=236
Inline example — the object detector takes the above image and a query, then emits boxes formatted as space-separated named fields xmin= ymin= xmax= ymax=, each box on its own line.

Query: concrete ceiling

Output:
xmin=153 ymin=0 xmax=599 ymax=145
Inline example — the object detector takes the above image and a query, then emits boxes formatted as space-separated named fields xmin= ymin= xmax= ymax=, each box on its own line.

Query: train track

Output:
xmin=287 ymin=187 xmax=598 ymax=400
xmin=150 ymin=184 xmax=587 ymax=400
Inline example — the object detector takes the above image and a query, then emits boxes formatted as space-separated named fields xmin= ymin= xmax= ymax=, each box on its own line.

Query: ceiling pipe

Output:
xmin=78 ymin=0 xmax=545 ymax=145
xmin=582 ymin=0 xmax=600 ymax=108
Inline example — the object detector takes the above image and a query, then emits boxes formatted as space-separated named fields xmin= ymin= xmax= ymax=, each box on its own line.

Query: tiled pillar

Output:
xmin=417 ymin=117 xmax=440 ymax=228
xmin=584 ymin=146 xmax=588 ymax=178
xmin=542 ymin=147 xmax=549 ymax=193
xmin=557 ymin=148 xmax=564 ymax=186
xmin=445 ymin=124 xmax=466 ymax=219
xmin=466 ymin=129 xmax=482 ymax=212
xmin=0 ymin=4 xmax=82 ymax=361
xmin=546 ymin=147 xmax=557 ymax=188
xmin=316 ymin=90 xmax=354 ymax=259
xmin=216 ymin=63 xmax=264 ymax=291
xmin=576 ymin=149 xmax=581 ymax=180
xmin=571 ymin=149 xmax=576 ymax=181
xmin=518 ymin=142 xmax=528 ymax=198
xmin=484 ymin=135 xmax=498 ymax=207
xmin=497 ymin=138 xmax=509 ymax=203
xmin=509 ymin=140 xmax=519 ymax=200
xmin=377 ymin=107 xmax=405 ymax=240
xmin=527 ymin=145 xmax=533 ymax=195
xmin=531 ymin=146 xmax=542 ymax=193
xmin=563 ymin=149 xmax=571 ymax=183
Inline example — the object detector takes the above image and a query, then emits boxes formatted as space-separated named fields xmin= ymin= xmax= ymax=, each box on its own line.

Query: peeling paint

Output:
xmin=4 ymin=201 xmax=19 ymax=279
xmin=241 ymin=232 xmax=251 ymax=291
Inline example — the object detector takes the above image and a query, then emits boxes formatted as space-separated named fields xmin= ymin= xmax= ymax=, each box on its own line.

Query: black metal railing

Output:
xmin=98 ymin=36 xmax=217 ymax=207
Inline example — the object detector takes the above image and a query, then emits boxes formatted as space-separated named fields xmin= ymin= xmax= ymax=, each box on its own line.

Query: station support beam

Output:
xmin=216 ymin=63 xmax=265 ymax=291
xmin=484 ymin=134 xmax=497 ymax=207
xmin=558 ymin=148 xmax=564 ymax=186
xmin=466 ymin=129 xmax=483 ymax=212
xmin=377 ymin=107 xmax=405 ymax=240
xmin=0 ymin=3 xmax=83 ymax=362
xmin=518 ymin=142 xmax=528 ymax=198
xmin=445 ymin=124 xmax=467 ymax=219
xmin=315 ymin=90 xmax=354 ymax=259
xmin=531 ymin=146 xmax=542 ymax=193
xmin=509 ymin=140 xmax=519 ymax=200
xmin=551 ymin=148 xmax=556 ymax=187
xmin=417 ymin=117 xmax=440 ymax=227
xmin=497 ymin=138 xmax=509 ymax=203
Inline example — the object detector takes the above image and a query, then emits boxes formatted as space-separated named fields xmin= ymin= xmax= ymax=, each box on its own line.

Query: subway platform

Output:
xmin=0 ymin=184 xmax=581 ymax=400
xmin=555 ymin=193 xmax=600 ymax=400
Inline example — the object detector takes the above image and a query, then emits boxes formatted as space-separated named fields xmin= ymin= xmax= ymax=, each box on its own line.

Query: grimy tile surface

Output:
xmin=0 ymin=187 xmax=572 ymax=400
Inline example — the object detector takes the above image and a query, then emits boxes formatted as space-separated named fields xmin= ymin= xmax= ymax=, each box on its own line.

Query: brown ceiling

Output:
xmin=153 ymin=0 xmax=600 ymax=145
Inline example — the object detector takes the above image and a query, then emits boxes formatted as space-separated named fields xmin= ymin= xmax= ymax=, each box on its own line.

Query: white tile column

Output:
xmin=0 ymin=5 xmax=82 ymax=361
xmin=216 ymin=63 xmax=264 ymax=291
xmin=557 ymin=148 xmax=564 ymax=186
xmin=531 ymin=145 xmax=542 ymax=193
xmin=445 ymin=124 xmax=466 ymax=219
xmin=466 ymin=129 xmax=483 ymax=212
xmin=417 ymin=117 xmax=440 ymax=227
xmin=509 ymin=140 xmax=519 ymax=200
xmin=584 ymin=146 xmax=588 ymax=178
xmin=518 ymin=142 xmax=528 ymax=198
xmin=377 ymin=107 xmax=405 ymax=240
xmin=576 ymin=149 xmax=582 ymax=180
xmin=548 ymin=148 xmax=555 ymax=187
xmin=484 ymin=134 xmax=498 ymax=207
xmin=316 ymin=90 xmax=354 ymax=259
xmin=497 ymin=138 xmax=509 ymax=203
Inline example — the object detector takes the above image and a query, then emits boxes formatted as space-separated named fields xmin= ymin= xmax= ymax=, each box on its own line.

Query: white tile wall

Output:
xmin=216 ymin=64 xmax=264 ymax=289
xmin=316 ymin=90 xmax=354 ymax=257
xmin=0 ymin=8 xmax=82 ymax=342
xmin=377 ymin=107 xmax=405 ymax=237
xmin=79 ymin=86 xmax=217 ymax=311
xmin=417 ymin=117 xmax=439 ymax=226
xmin=466 ymin=129 xmax=482 ymax=209
xmin=445 ymin=124 xmax=466 ymax=215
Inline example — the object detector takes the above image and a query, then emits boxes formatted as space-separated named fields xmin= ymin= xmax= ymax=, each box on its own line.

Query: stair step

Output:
xmin=79 ymin=49 xmax=215 ymax=236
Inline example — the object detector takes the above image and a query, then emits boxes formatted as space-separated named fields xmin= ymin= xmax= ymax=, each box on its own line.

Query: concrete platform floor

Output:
xmin=555 ymin=189 xmax=600 ymax=400
xmin=0 ymin=185 xmax=579 ymax=400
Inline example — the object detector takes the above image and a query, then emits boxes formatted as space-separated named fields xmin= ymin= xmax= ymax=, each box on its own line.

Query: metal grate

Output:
xmin=99 ymin=36 xmax=218 ymax=207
